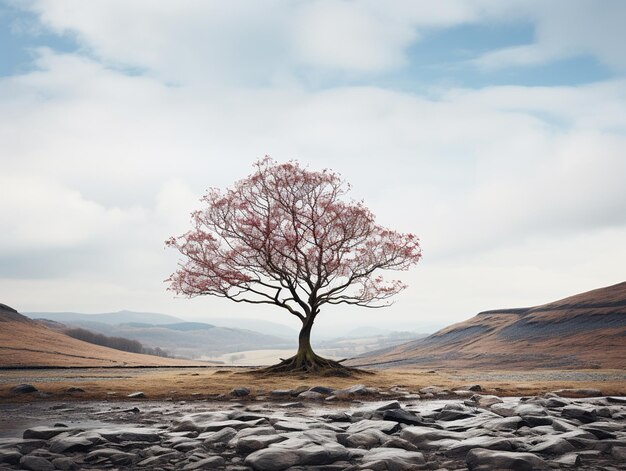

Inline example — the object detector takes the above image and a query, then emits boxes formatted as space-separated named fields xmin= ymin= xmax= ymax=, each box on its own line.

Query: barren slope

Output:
xmin=0 ymin=304 xmax=209 ymax=368
xmin=350 ymin=282 xmax=626 ymax=369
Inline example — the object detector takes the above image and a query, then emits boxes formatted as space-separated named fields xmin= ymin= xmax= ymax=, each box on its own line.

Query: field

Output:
xmin=1 ymin=366 xmax=625 ymax=403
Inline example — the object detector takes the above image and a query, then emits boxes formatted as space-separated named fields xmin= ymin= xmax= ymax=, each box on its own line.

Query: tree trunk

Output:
xmin=295 ymin=315 xmax=316 ymax=364
xmin=256 ymin=312 xmax=368 ymax=376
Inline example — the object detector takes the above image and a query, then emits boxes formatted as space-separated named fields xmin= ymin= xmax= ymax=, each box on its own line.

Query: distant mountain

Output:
xmin=202 ymin=317 xmax=298 ymax=339
xmin=24 ymin=310 xmax=183 ymax=325
xmin=0 ymin=304 xmax=209 ymax=368
xmin=350 ymin=281 xmax=626 ymax=369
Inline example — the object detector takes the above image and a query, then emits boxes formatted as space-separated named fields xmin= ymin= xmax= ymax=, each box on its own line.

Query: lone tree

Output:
xmin=166 ymin=158 xmax=421 ymax=374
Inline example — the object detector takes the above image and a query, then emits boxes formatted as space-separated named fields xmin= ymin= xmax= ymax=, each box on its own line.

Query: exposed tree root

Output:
xmin=252 ymin=350 xmax=372 ymax=377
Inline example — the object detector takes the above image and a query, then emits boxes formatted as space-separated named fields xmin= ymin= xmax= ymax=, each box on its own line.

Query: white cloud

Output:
xmin=292 ymin=1 xmax=416 ymax=72
xmin=0 ymin=175 xmax=144 ymax=252
xmin=474 ymin=0 xmax=626 ymax=71
xmin=2 ymin=2 xmax=626 ymax=329
xmin=1 ymin=47 xmax=625 ymax=326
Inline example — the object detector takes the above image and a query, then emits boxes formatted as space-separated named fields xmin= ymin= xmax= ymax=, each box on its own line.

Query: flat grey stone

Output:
xmin=127 ymin=391 xmax=145 ymax=398
xmin=360 ymin=447 xmax=425 ymax=471
xmin=529 ymin=436 xmax=575 ymax=455
xmin=23 ymin=426 xmax=75 ymax=440
xmin=50 ymin=457 xmax=78 ymax=471
xmin=346 ymin=419 xmax=400 ymax=434
xmin=182 ymin=456 xmax=225 ymax=470
xmin=49 ymin=435 xmax=95 ymax=454
xmin=236 ymin=434 xmax=286 ymax=454
xmin=445 ymin=436 xmax=517 ymax=456
xmin=561 ymin=405 xmax=597 ymax=423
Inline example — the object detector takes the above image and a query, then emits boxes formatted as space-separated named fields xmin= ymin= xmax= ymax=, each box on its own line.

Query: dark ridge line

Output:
xmin=477 ymin=308 xmax=530 ymax=315
xmin=528 ymin=300 xmax=626 ymax=312
xmin=478 ymin=300 xmax=626 ymax=316
xmin=0 ymin=304 xmax=18 ymax=313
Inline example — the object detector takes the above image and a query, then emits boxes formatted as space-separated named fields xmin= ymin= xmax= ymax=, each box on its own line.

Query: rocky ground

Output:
xmin=1 ymin=384 xmax=625 ymax=470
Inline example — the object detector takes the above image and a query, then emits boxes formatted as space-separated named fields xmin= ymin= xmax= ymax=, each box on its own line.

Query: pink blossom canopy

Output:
xmin=166 ymin=157 xmax=421 ymax=322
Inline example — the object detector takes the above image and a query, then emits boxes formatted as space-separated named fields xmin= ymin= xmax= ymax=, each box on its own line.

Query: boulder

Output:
xmin=50 ymin=457 xmax=78 ymax=470
xmin=244 ymin=442 xmax=350 ymax=471
xmin=298 ymin=391 xmax=325 ymax=401
xmin=182 ymin=456 xmax=225 ymax=470
xmin=445 ymin=436 xmax=517 ymax=456
xmin=19 ymin=455 xmax=54 ymax=471
xmin=466 ymin=449 xmax=549 ymax=471
xmin=346 ymin=419 xmax=401 ymax=434
xmin=23 ymin=426 xmax=75 ymax=440
xmin=490 ymin=403 xmax=517 ymax=417
xmin=308 ymin=386 xmax=334 ymax=395
xmin=561 ymin=405 xmax=597 ymax=423
xmin=10 ymin=384 xmax=38 ymax=394
xmin=529 ymin=436 xmax=575 ymax=455
xmin=0 ymin=449 xmax=21 ymax=465
xmin=336 ymin=429 xmax=387 ymax=448
xmin=381 ymin=409 xmax=425 ymax=426
xmin=97 ymin=427 xmax=161 ymax=443
xmin=471 ymin=394 xmax=503 ymax=407
xmin=49 ymin=435 xmax=95 ymax=454
xmin=230 ymin=387 xmax=251 ymax=397
xmin=236 ymin=434 xmax=286 ymax=454
xmin=552 ymin=453 xmax=581 ymax=467
xmin=360 ymin=447 xmax=425 ymax=471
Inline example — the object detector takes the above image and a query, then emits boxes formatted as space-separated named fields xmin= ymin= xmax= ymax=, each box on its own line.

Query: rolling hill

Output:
xmin=28 ymin=318 xmax=296 ymax=359
xmin=349 ymin=281 xmax=626 ymax=369
xmin=0 ymin=304 xmax=209 ymax=368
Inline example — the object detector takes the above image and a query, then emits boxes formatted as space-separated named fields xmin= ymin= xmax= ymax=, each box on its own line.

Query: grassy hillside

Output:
xmin=350 ymin=281 xmax=626 ymax=369
xmin=0 ymin=305 xmax=210 ymax=368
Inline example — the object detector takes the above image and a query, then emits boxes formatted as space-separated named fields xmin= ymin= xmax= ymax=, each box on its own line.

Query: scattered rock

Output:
xmin=2 ymin=391 xmax=624 ymax=470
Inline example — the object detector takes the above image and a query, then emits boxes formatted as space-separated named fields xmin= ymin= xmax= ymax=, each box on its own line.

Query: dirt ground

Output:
xmin=1 ymin=366 xmax=625 ymax=403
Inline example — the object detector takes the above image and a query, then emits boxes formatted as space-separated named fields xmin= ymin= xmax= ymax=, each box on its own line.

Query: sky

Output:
xmin=1 ymin=0 xmax=625 ymax=334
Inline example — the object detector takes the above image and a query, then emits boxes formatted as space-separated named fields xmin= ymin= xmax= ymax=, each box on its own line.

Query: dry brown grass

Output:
xmin=0 ymin=317 xmax=210 ymax=368
xmin=1 ymin=366 xmax=624 ymax=403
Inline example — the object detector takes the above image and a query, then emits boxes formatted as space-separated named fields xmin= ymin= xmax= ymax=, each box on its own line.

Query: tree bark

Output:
xmin=295 ymin=315 xmax=316 ymax=363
